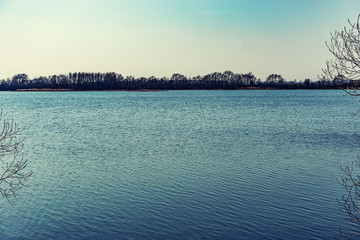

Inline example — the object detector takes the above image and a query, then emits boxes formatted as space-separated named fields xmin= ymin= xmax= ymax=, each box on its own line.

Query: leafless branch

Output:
xmin=0 ymin=111 xmax=32 ymax=204
xmin=320 ymin=14 xmax=360 ymax=87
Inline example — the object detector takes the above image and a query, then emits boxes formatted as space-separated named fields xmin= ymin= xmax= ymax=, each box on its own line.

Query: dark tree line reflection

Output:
xmin=0 ymin=71 xmax=353 ymax=91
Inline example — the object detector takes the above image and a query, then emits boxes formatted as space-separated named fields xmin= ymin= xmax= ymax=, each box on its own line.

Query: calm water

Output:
xmin=0 ymin=90 xmax=358 ymax=239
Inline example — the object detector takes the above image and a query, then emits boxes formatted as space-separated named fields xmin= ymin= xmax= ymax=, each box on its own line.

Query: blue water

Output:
xmin=0 ymin=90 xmax=358 ymax=239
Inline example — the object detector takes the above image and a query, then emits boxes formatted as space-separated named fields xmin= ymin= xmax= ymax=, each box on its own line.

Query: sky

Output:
xmin=0 ymin=0 xmax=359 ymax=81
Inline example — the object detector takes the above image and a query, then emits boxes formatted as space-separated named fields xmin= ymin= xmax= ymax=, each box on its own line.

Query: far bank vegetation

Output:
xmin=0 ymin=71 xmax=353 ymax=91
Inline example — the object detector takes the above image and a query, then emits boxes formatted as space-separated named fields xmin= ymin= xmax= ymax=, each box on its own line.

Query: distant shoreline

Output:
xmin=3 ymin=71 xmax=352 ymax=91
xmin=15 ymin=88 xmax=169 ymax=92
xmin=14 ymin=87 xmax=344 ymax=92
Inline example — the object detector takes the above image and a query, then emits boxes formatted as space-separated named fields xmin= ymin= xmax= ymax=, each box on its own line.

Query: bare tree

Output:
xmin=321 ymin=14 xmax=360 ymax=85
xmin=338 ymin=159 xmax=360 ymax=239
xmin=322 ymin=14 xmax=360 ymax=239
xmin=0 ymin=111 xmax=32 ymax=204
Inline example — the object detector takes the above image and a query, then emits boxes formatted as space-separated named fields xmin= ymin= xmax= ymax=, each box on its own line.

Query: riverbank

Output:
xmin=15 ymin=88 xmax=170 ymax=92
xmin=14 ymin=87 xmax=345 ymax=92
xmin=14 ymin=87 xmax=343 ymax=92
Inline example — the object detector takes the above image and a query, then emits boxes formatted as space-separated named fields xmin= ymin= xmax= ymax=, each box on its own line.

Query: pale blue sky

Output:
xmin=0 ymin=0 xmax=359 ymax=80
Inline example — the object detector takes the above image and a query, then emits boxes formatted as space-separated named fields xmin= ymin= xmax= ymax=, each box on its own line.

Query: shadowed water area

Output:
xmin=0 ymin=90 xmax=358 ymax=239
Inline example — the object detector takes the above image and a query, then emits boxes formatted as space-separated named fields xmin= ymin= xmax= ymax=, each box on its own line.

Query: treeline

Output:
xmin=0 ymin=71 xmax=354 ymax=91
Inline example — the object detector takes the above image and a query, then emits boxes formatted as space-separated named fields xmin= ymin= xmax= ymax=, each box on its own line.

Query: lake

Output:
xmin=0 ymin=90 xmax=358 ymax=239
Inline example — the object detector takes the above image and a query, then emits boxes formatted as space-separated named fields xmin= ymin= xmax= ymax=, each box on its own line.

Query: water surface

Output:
xmin=0 ymin=90 xmax=358 ymax=239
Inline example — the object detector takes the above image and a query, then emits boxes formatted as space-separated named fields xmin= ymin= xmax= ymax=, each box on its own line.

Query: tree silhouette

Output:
xmin=0 ymin=70 xmax=354 ymax=91
xmin=0 ymin=112 xmax=32 ymax=204
xmin=321 ymin=14 xmax=360 ymax=86
xmin=266 ymin=74 xmax=284 ymax=86
xmin=321 ymin=13 xmax=360 ymax=239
